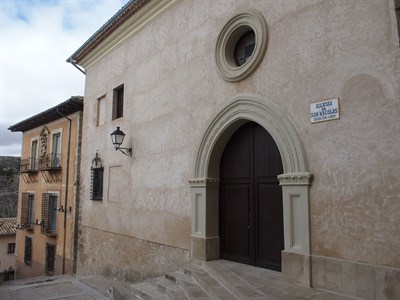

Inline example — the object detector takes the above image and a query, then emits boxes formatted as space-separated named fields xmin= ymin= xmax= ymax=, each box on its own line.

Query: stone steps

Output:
xmin=129 ymin=281 xmax=170 ymax=300
xmin=111 ymin=260 xmax=354 ymax=300
xmin=126 ymin=263 xmax=238 ymax=300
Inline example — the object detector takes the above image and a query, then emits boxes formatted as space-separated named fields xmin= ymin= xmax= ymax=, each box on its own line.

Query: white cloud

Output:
xmin=0 ymin=0 xmax=129 ymax=156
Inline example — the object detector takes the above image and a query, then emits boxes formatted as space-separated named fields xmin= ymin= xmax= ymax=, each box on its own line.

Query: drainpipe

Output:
xmin=72 ymin=112 xmax=83 ymax=274
xmin=56 ymin=109 xmax=71 ymax=274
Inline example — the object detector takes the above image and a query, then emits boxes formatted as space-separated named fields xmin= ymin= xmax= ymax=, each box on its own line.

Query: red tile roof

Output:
xmin=8 ymin=96 xmax=83 ymax=132
xmin=0 ymin=218 xmax=17 ymax=236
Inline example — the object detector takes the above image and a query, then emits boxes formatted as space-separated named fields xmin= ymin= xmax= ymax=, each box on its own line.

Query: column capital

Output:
xmin=278 ymin=172 xmax=313 ymax=186
xmin=189 ymin=178 xmax=220 ymax=187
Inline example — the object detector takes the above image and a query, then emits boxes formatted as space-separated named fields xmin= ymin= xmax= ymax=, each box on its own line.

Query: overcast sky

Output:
xmin=0 ymin=0 xmax=129 ymax=156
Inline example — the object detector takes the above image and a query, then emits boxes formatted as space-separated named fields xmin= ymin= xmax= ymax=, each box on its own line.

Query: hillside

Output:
xmin=0 ymin=156 xmax=20 ymax=217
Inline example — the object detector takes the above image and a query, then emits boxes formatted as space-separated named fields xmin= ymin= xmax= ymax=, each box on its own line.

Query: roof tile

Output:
xmin=0 ymin=218 xmax=17 ymax=236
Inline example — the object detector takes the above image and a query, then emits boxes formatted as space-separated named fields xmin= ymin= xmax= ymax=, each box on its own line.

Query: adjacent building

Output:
xmin=67 ymin=0 xmax=399 ymax=299
xmin=0 ymin=217 xmax=17 ymax=281
xmin=8 ymin=97 xmax=83 ymax=278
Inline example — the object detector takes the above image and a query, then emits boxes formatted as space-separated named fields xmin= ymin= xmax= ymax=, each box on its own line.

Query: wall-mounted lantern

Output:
xmin=91 ymin=151 xmax=103 ymax=169
xmin=110 ymin=127 xmax=132 ymax=157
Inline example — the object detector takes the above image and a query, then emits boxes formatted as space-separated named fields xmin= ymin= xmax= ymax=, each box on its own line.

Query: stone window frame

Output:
xmin=215 ymin=10 xmax=268 ymax=82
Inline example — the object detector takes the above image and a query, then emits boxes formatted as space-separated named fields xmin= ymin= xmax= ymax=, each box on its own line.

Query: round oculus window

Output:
xmin=215 ymin=11 xmax=268 ymax=82
xmin=234 ymin=30 xmax=256 ymax=66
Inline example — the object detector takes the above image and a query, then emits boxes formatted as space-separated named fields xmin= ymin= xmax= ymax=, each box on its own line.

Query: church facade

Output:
xmin=68 ymin=1 xmax=400 ymax=298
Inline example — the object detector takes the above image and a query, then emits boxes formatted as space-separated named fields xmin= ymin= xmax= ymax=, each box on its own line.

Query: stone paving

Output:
xmin=0 ymin=260 xmax=355 ymax=299
xmin=0 ymin=274 xmax=123 ymax=300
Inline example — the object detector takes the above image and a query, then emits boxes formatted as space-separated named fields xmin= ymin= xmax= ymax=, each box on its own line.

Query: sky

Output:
xmin=0 ymin=0 xmax=130 ymax=156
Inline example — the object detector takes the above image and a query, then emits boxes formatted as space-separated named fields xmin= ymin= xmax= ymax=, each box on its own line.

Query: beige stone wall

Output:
xmin=16 ymin=112 xmax=82 ymax=278
xmin=77 ymin=226 xmax=189 ymax=281
xmin=0 ymin=235 xmax=16 ymax=272
xmin=79 ymin=0 xmax=399 ymax=282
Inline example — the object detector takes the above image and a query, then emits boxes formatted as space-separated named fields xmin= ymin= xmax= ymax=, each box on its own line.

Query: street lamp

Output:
xmin=110 ymin=127 xmax=132 ymax=157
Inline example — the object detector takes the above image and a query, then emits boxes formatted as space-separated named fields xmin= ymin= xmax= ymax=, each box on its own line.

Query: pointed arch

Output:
xmin=190 ymin=93 xmax=313 ymax=286
xmin=193 ymin=93 xmax=308 ymax=179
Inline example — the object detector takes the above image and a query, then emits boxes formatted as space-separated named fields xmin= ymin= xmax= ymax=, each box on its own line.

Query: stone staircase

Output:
xmin=113 ymin=262 xmax=239 ymax=300
xmin=109 ymin=260 xmax=353 ymax=300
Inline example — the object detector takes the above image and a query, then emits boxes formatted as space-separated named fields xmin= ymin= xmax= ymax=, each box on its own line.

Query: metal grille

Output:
xmin=19 ymin=157 xmax=38 ymax=172
xmin=91 ymin=167 xmax=104 ymax=200
xmin=45 ymin=243 xmax=56 ymax=274
xmin=21 ymin=193 xmax=35 ymax=230
xmin=38 ymin=153 xmax=62 ymax=170
xmin=41 ymin=193 xmax=58 ymax=236
xmin=24 ymin=236 xmax=32 ymax=265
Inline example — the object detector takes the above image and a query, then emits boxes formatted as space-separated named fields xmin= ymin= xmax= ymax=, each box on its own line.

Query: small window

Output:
xmin=31 ymin=140 xmax=38 ymax=170
xmin=91 ymin=168 xmax=104 ymax=200
xmin=112 ymin=85 xmax=124 ymax=120
xmin=41 ymin=193 xmax=58 ymax=236
xmin=234 ymin=30 xmax=255 ymax=66
xmin=51 ymin=133 xmax=61 ymax=168
xmin=396 ymin=7 xmax=400 ymax=47
xmin=45 ymin=243 xmax=56 ymax=275
xmin=24 ymin=237 xmax=32 ymax=265
xmin=7 ymin=243 xmax=16 ymax=254
xmin=21 ymin=193 xmax=35 ymax=230
xmin=96 ymin=94 xmax=106 ymax=127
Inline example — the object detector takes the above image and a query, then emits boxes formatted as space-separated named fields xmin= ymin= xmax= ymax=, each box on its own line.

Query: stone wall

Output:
xmin=77 ymin=226 xmax=189 ymax=281
xmin=77 ymin=0 xmax=400 ymax=293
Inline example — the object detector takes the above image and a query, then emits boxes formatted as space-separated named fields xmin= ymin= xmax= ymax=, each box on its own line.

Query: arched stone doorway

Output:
xmin=219 ymin=122 xmax=284 ymax=271
xmin=189 ymin=94 xmax=312 ymax=286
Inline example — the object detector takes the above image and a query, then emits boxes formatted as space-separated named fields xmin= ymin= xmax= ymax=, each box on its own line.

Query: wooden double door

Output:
xmin=219 ymin=122 xmax=284 ymax=271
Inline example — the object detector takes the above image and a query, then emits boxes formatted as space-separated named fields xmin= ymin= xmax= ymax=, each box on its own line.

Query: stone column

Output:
xmin=278 ymin=172 xmax=313 ymax=287
xmin=189 ymin=178 xmax=220 ymax=261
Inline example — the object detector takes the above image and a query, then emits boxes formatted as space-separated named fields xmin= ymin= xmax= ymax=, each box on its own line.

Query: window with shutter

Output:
xmin=21 ymin=193 xmax=35 ymax=230
xmin=41 ymin=193 xmax=58 ymax=236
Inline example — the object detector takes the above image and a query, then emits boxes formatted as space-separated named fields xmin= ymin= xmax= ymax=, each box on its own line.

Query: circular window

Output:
xmin=234 ymin=30 xmax=255 ymax=66
xmin=215 ymin=11 xmax=268 ymax=82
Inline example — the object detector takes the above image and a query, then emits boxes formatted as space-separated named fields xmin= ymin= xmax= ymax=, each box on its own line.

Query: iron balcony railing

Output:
xmin=38 ymin=153 xmax=62 ymax=171
xmin=19 ymin=158 xmax=38 ymax=173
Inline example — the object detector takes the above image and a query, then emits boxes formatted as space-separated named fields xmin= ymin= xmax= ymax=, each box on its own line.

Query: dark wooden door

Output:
xmin=219 ymin=122 xmax=284 ymax=271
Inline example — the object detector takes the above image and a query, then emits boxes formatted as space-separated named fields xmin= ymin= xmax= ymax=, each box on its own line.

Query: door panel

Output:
xmin=219 ymin=122 xmax=284 ymax=271
xmin=220 ymin=126 xmax=252 ymax=180
xmin=256 ymin=183 xmax=284 ymax=270
xmin=220 ymin=184 xmax=251 ymax=264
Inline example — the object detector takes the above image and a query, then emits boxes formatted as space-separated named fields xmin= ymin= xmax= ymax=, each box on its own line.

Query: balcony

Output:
xmin=38 ymin=153 xmax=62 ymax=171
xmin=19 ymin=158 xmax=38 ymax=173
xmin=41 ymin=223 xmax=57 ymax=237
